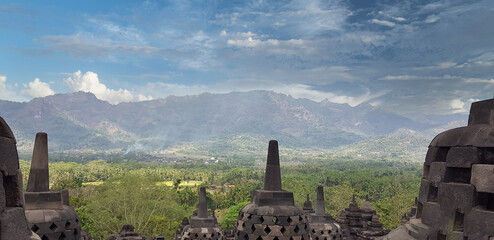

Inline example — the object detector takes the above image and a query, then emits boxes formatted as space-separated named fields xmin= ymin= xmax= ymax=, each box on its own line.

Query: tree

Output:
xmin=87 ymin=173 xmax=191 ymax=239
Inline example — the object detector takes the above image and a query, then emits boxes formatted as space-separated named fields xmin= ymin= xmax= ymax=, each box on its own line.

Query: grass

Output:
xmin=155 ymin=180 xmax=203 ymax=187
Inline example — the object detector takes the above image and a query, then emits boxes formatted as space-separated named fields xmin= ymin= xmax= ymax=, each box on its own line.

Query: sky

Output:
xmin=1 ymin=0 xmax=494 ymax=115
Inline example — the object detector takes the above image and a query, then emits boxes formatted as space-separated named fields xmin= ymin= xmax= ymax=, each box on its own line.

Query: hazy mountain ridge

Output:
xmin=0 ymin=91 xmax=466 ymax=154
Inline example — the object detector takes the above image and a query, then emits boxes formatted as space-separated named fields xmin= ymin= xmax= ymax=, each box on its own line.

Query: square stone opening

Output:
xmin=3 ymin=174 xmax=22 ymax=207
xmin=416 ymin=202 xmax=423 ymax=219
xmin=423 ymin=165 xmax=430 ymax=179
xmin=427 ymin=185 xmax=438 ymax=202
xmin=480 ymin=148 xmax=494 ymax=164
xmin=444 ymin=167 xmax=471 ymax=184
xmin=453 ymin=210 xmax=464 ymax=232
xmin=478 ymin=192 xmax=494 ymax=211
xmin=434 ymin=147 xmax=450 ymax=163
xmin=437 ymin=232 xmax=446 ymax=240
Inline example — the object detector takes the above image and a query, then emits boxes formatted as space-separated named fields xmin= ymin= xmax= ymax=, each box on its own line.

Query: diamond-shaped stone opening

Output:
xmin=195 ymin=233 xmax=199 ymax=237
xmin=65 ymin=221 xmax=71 ymax=229
xmin=74 ymin=228 xmax=78 ymax=235
xmin=251 ymin=224 xmax=256 ymax=233
xmin=31 ymin=224 xmax=40 ymax=233
xmin=242 ymin=222 xmax=246 ymax=227
xmin=273 ymin=237 xmax=279 ymax=240
xmin=301 ymin=235 xmax=305 ymax=240
xmin=41 ymin=236 xmax=49 ymax=240
xmin=281 ymin=226 xmax=286 ymax=234
xmin=247 ymin=214 xmax=252 ymax=220
xmin=289 ymin=237 xmax=294 ymax=240
xmin=244 ymin=233 xmax=249 ymax=240
xmin=299 ymin=216 xmax=303 ymax=221
xmin=50 ymin=222 xmax=58 ymax=231
xmin=320 ymin=230 xmax=324 ymax=234
xmin=287 ymin=217 xmax=293 ymax=224
xmin=76 ymin=218 xmax=79 ymax=222
xmin=203 ymin=234 xmax=207 ymax=238
xmin=272 ymin=217 xmax=277 ymax=223
xmin=59 ymin=232 xmax=66 ymax=240
xmin=328 ymin=230 xmax=332 ymax=234
xmin=264 ymin=226 xmax=271 ymax=234
xmin=259 ymin=216 xmax=264 ymax=223
xmin=304 ymin=223 xmax=308 ymax=230
xmin=212 ymin=233 xmax=215 ymax=237
xmin=311 ymin=229 xmax=316 ymax=233
xmin=256 ymin=236 xmax=263 ymax=240
xmin=315 ymin=237 xmax=319 ymax=240
xmin=294 ymin=225 xmax=300 ymax=233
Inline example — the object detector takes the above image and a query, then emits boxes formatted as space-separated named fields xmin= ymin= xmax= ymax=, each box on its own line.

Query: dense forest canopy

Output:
xmin=20 ymin=158 xmax=421 ymax=240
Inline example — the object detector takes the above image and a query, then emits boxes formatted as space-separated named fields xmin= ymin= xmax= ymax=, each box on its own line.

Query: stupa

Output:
xmin=24 ymin=132 xmax=82 ymax=240
xmin=235 ymin=140 xmax=309 ymax=240
xmin=384 ymin=98 xmax=494 ymax=239
xmin=107 ymin=224 xmax=149 ymax=240
xmin=306 ymin=186 xmax=342 ymax=240
xmin=180 ymin=187 xmax=223 ymax=240
xmin=0 ymin=117 xmax=40 ymax=239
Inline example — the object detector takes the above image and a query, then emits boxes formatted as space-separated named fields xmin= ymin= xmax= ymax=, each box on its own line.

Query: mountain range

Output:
xmin=0 ymin=91 xmax=467 ymax=159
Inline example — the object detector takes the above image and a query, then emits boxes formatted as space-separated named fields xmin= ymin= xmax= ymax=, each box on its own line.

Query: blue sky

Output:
xmin=1 ymin=0 xmax=493 ymax=115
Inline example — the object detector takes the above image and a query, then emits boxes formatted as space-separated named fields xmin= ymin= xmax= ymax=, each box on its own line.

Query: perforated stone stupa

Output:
xmin=0 ymin=117 xmax=40 ymax=240
xmin=306 ymin=186 xmax=342 ymax=240
xmin=180 ymin=187 xmax=224 ymax=240
xmin=383 ymin=98 xmax=494 ymax=239
xmin=303 ymin=195 xmax=314 ymax=214
xmin=24 ymin=132 xmax=82 ymax=240
xmin=107 ymin=224 xmax=149 ymax=240
xmin=337 ymin=195 xmax=387 ymax=239
xmin=235 ymin=140 xmax=309 ymax=240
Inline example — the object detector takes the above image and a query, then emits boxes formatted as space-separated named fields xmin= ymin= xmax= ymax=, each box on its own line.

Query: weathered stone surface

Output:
xmin=429 ymin=162 xmax=446 ymax=187
xmin=0 ymin=116 xmax=16 ymax=142
xmin=0 ymin=117 xmax=41 ymax=240
xmin=418 ymin=179 xmax=430 ymax=204
xmin=446 ymin=147 xmax=480 ymax=168
xmin=425 ymin=147 xmax=449 ymax=165
xmin=61 ymin=189 xmax=70 ymax=206
xmin=471 ymin=164 xmax=494 ymax=193
xmin=0 ymin=137 xmax=20 ymax=176
xmin=468 ymin=98 xmax=494 ymax=126
xmin=24 ymin=191 xmax=63 ymax=210
xmin=27 ymin=132 xmax=50 ymax=192
xmin=438 ymin=183 xmax=475 ymax=214
xmin=464 ymin=206 xmax=494 ymax=240
xmin=421 ymin=202 xmax=441 ymax=227
xmin=4 ymin=169 xmax=25 ymax=207
xmin=0 ymin=208 xmax=40 ymax=240
xmin=264 ymin=140 xmax=282 ymax=191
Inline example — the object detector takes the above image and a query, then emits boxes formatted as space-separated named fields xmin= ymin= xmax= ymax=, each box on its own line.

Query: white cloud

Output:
xmin=227 ymin=37 xmax=305 ymax=48
xmin=21 ymin=78 xmax=55 ymax=98
xmin=450 ymin=99 xmax=467 ymax=113
xmin=220 ymin=30 xmax=227 ymax=36
xmin=64 ymin=70 xmax=152 ymax=104
xmin=0 ymin=75 xmax=27 ymax=102
xmin=392 ymin=17 xmax=406 ymax=22
xmin=370 ymin=19 xmax=396 ymax=27
xmin=0 ymin=75 xmax=6 ymax=91
xmin=425 ymin=15 xmax=440 ymax=23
